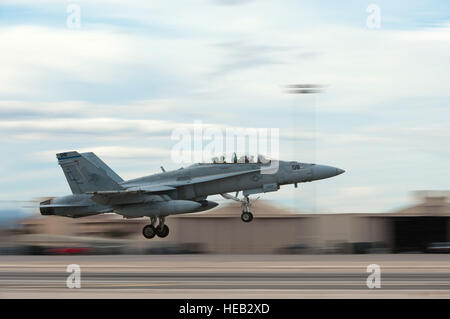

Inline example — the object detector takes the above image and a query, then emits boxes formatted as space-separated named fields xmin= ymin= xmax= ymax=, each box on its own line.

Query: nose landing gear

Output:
xmin=142 ymin=216 xmax=169 ymax=239
xmin=221 ymin=193 xmax=257 ymax=223
xmin=241 ymin=196 xmax=253 ymax=223
xmin=241 ymin=211 xmax=253 ymax=222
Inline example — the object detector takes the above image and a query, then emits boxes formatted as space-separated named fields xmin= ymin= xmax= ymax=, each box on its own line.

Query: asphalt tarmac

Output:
xmin=1 ymin=254 xmax=449 ymax=298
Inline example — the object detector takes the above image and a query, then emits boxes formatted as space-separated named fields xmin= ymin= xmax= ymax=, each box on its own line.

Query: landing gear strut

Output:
xmin=155 ymin=216 xmax=169 ymax=238
xmin=142 ymin=216 xmax=169 ymax=239
xmin=241 ymin=196 xmax=253 ymax=223
xmin=220 ymin=193 xmax=257 ymax=223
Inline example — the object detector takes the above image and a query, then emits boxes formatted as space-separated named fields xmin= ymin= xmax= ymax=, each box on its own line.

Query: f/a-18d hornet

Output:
xmin=40 ymin=151 xmax=345 ymax=239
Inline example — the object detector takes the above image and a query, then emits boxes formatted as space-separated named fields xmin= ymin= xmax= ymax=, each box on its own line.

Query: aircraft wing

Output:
xmin=40 ymin=204 xmax=89 ymax=208
xmin=166 ymin=168 xmax=261 ymax=187
xmin=92 ymin=185 xmax=176 ymax=194
xmin=88 ymin=168 xmax=261 ymax=205
xmin=88 ymin=185 xmax=176 ymax=205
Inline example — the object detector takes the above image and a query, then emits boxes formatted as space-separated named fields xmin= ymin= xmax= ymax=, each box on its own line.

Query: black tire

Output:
xmin=156 ymin=224 xmax=170 ymax=238
xmin=241 ymin=212 xmax=253 ymax=223
xmin=142 ymin=225 xmax=156 ymax=239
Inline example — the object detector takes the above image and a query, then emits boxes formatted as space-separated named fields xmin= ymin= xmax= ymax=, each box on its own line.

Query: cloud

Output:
xmin=211 ymin=41 xmax=306 ymax=75
xmin=213 ymin=0 xmax=254 ymax=5
xmin=34 ymin=146 xmax=170 ymax=162
xmin=1 ymin=2 xmax=450 ymax=213
xmin=0 ymin=25 xmax=218 ymax=101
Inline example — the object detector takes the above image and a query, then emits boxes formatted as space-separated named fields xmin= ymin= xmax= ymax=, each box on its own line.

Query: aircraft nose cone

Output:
xmin=312 ymin=165 xmax=345 ymax=180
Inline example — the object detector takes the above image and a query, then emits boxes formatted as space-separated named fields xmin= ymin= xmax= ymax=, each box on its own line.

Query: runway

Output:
xmin=1 ymin=254 xmax=450 ymax=298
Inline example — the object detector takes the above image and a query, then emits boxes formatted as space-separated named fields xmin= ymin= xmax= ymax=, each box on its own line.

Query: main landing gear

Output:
xmin=142 ymin=216 xmax=169 ymax=239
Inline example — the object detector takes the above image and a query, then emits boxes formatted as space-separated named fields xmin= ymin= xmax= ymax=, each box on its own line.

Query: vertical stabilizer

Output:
xmin=56 ymin=151 xmax=123 ymax=194
xmin=81 ymin=152 xmax=124 ymax=183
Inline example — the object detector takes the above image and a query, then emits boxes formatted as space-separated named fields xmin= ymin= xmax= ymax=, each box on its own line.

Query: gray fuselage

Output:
xmin=44 ymin=160 xmax=344 ymax=218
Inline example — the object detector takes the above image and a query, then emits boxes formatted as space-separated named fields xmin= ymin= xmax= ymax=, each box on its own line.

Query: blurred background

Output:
xmin=1 ymin=190 xmax=449 ymax=255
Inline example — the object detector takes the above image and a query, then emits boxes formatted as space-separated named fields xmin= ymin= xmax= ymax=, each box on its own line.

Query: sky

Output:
xmin=0 ymin=0 xmax=449 ymax=220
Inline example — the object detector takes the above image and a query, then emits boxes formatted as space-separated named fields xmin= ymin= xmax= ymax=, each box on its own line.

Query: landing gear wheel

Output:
xmin=241 ymin=211 xmax=253 ymax=223
xmin=156 ymin=224 xmax=170 ymax=238
xmin=142 ymin=225 xmax=156 ymax=239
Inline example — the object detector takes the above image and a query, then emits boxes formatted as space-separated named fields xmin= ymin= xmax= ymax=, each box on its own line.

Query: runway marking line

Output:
xmin=2 ymin=265 xmax=450 ymax=269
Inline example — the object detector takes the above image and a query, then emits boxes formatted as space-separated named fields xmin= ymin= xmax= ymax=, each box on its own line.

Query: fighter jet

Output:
xmin=40 ymin=151 xmax=345 ymax=239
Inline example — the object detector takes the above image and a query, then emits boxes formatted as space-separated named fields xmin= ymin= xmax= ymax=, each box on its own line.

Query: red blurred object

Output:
xmin=46 ymin=247 xmax=93 ymax=254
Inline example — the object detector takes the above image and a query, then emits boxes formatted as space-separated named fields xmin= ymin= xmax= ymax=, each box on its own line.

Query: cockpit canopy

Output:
xmin=210 ymin=154 xmax=271 ymax=164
